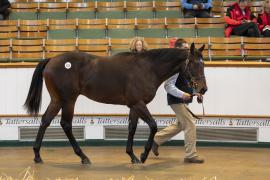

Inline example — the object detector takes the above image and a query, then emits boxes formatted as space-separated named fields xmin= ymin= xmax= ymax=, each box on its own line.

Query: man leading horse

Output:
xmin=152 ymin=38 xmax=206 ymax=164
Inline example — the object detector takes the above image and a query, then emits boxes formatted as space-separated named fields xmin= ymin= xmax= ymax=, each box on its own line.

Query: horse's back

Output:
xmin=42 ymin=51 xmax=157 ymax=105
xmin=43 ymin=51 xmax=97 ymax=98
xmin=45 ymin=51 xmax=95 ymax=69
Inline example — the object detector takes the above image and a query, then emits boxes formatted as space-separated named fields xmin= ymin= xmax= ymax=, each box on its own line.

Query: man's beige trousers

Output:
xmin=154 ymin=103 xmax=197 ymax=158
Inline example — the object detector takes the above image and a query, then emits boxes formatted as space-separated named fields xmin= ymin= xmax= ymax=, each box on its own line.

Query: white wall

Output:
xmin=0 ymin=67 xmax=269 ymax=116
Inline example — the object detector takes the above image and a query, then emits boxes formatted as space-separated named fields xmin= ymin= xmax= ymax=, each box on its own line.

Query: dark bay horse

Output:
xmin=24 ymin=43 xmax=207 ymax=164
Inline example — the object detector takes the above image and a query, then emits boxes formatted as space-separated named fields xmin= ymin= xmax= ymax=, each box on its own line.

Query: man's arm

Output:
xmin=164 ymin=74 xmax=191 ymax=100
xmin=182 ymin=0 xmax=193 ymax=10
xmin=224 ymin=6 xmax=242 ymax=25
xmin=164 ymin=74 xmax=184 ymax=98
xmin=202 ymin=0 xmax=212 ymax=9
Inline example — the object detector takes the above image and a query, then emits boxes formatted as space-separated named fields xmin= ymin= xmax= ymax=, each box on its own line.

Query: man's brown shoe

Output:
xmin=152 ymin=141 xmax=159 ymax=156
xmin=184 ymin=156 xmax=204 ymax=164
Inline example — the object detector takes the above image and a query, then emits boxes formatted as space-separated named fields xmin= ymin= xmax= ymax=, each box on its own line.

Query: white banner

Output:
xmin=1 ymin=116 xmax=270 ymax=128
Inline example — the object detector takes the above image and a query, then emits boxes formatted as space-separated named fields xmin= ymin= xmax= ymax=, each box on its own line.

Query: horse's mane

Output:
xmin=113 ymin=51 xmax=133 ymax=56
xmin=112 ymin=48 xmax=188 ymax=62
xmin=140 ymin=48 xmax=188 ymax=62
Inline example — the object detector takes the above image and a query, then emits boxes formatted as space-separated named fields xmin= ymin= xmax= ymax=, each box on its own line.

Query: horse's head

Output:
xmin=185 ymin=43 xmax=208 ymax=95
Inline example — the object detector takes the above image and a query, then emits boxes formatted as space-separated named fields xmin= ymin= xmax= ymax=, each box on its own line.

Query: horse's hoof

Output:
xmin=34 ymin=157 xmax=43 ymax=164
xmin=81 ymin=157 xmax=91 ymax=164
xmin=140 ymin=153 xmax=147 ymax=164
xmin=131 ymin=157 xmax=141 ymax=164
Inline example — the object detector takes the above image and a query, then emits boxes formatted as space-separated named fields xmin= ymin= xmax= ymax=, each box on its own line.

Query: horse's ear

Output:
xmin=190 ymin=42 xmax=195 ymax=55
xmin=199 ymin=44 xmax=205 ymax=52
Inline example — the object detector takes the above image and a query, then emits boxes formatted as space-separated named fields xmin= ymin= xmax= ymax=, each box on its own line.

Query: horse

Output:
xmin=24 ymin=43 xmax=207 ymax=164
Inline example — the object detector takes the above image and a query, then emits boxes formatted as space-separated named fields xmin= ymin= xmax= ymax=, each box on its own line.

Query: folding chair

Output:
xmin=78 ymin=39 xmax=109 ymax=56
xmin=45 ymin=39 xmax=77 ymax=58
xmin=107 ymin=19 xmax=136 ymax=38
xmin=11 ymin=39 xmax=44 ymax=62
xmin=48 ymin=19 xmax=77 ymax=39
xmin=18 ymin=19 xmax=48 ymax=39
xmin=78 ymin=19 xmax=107 ymax=39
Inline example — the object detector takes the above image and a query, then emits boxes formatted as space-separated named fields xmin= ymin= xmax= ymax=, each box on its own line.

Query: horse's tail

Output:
xmin=24 ymin=58 xmax=50 ymax=116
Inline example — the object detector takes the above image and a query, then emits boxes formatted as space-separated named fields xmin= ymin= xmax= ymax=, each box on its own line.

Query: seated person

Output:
xmin=257 ymin=1 xmax=270 ymax=37
xmin=129 ymin=37 xmax=148 ymax=53
xmin=182 ymin=0 xmax=212 ymax=18
xmin=224 ymin=0 xmax=260 ymax=37
xmin=0 ymin=0 xmax=11 ymax=20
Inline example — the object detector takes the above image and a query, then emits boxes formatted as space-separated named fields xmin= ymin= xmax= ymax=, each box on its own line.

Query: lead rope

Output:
xmin=191 ymin=93 xmax=205 ymax=118
xmin=202 ymin=101 xmax=205 ymax=116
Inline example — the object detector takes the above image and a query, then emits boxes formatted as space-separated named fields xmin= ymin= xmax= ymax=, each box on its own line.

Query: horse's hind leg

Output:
xmin=33 ymin=101 xmax=61 ymax=163
xmin=60 ymin=101 xmax=90 ymax=164
xmin=126 ymin=108 xmax=140 ymax=164
xmin=132 ymin=101 xmax=157 ymax=163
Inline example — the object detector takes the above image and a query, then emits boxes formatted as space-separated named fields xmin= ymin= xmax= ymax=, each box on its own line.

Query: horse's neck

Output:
xmin=148 ymin=50 xmax=188 ymax=86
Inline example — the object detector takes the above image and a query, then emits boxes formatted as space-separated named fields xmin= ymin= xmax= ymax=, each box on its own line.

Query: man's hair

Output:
xmin=174 ymin=38 xmax=187 ymax=48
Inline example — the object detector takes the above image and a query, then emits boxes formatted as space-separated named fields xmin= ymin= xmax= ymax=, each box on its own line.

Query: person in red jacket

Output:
xmin=224 ymin=0 xmax=260 ymax=37
xmin=257 ymin=2 xmax=270 ymax=37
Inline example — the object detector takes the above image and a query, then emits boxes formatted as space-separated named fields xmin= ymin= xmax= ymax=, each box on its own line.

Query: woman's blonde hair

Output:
xmin=129 ymin=37 xmax=148 ymax=52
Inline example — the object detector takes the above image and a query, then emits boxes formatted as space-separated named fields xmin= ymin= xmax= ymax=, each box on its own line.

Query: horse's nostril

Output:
xmin=200 ymin=88 xmax=207 ymax=94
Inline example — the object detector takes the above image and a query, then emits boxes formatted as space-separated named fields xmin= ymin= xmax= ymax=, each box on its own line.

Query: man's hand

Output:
xmin=194 ymin=93 xmax=203 ymax=103
xmin=197 ymin=94 xmax=203 ymax=103
xmin=241 ymin=19 xmax=251 ymax=24
xmin=241 ymin=19 xmax=246 ymax=24
xmin=193 ymin=4 xmax=199 ymax=10
xmin=263 ymin=25 xmax=270 ymax=31
xmin=198 ymin=3 xmax=204 ymax=9
xmin=182 ymin=93 xmax=192 ymax=101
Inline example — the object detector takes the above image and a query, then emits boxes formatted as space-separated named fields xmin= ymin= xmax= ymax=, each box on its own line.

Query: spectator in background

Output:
xmin=182 ymin=0 xmax=212 ymax=18
xmin=169 ymin=37 xmax=189 ymax=48
xmin=129 ymin=37 xmax=148 ymax=53
xmin=257 ymin=1 xmax=270 ymax=37
xmin=152 ymin=38 xmax=205 ymax=164
xmin=224 ymin=0 xmax=260 ymax=37
xmin=0 ymin=0 xmax=11 ymax=20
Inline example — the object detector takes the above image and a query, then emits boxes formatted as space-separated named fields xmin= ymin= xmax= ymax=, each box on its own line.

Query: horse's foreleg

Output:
xmin=133 ymin=101 xmax=157 ymax=163
xmin=126 ymin=108 xmax=140 ymax=163
xmin=60 ymin=102 xmax=90 ymax=164
xmin=33 ymin=101 xmax=61 ymax=163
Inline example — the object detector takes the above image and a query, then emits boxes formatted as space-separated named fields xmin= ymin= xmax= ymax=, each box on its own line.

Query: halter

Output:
xmin=184 ymin=56 xmax=189 ymax=72
xmin=184 ymin=52 xmax=205 ymax=90
xmin=183 ymin=51 xmax=191 ymax=72
xmin=184 ymin=52 xmax=206 ymax=116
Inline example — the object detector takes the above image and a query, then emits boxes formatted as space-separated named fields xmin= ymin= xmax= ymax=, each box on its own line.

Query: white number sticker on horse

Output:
xmin=65 ymin=62 xmax=72 ymax=69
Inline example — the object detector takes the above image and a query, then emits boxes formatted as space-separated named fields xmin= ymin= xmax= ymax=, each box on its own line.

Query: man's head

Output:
xmin=239 ymin=0 xmax=248 ymax=10
xmin=174 ymin=38 xmax=189 ymax=49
